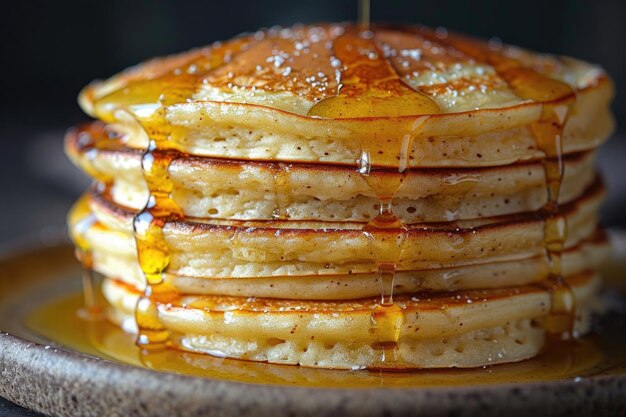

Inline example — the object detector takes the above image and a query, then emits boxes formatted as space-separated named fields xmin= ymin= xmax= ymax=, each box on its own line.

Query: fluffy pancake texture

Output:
xmin=66 ymin=23 xmax=615 ymax=370
xmin=103 ymin=273 xmax=601 ymax=369
xmin=66 ymin=123 xmax=598 ymax=223
xmin=72 ymin=183 xmax=605 ymax=279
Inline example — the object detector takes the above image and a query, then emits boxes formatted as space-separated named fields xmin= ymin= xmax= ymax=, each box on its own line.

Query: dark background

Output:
xmin=0 ymin=1 xmax=624 ymax=413
xmin=0 ymin=0 xmax=625 ymax=245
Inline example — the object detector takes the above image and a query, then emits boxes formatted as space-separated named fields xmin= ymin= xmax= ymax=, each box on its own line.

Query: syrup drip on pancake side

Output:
xmin=131 ymin=90 xmax=187 ymax=349
xmin=96 ymin=73 xmax=195 ymax=349
xmin=133 ymin=143 xmax=184 ymax=350
xmin=416 ymin=28 xmax=578 ymax=336
xmin=134 ymin=74 xmax=214 ymax=350
xmin=90 ymin=41 xmax=248 ymax=350
xmin=308 ymin=28 xmax=441 ymax=364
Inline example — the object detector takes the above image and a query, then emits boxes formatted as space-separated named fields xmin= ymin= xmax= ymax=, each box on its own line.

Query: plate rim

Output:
xmin=2 ymin=330 xmax=626 ymax=417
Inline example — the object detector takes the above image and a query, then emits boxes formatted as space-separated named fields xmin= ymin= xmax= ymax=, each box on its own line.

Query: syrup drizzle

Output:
xmin=130 ymin=76 xmax=199 ymax=350
xmin=358 ymin=0 xmax=370 ymax=29
xmin=99 ymin=74 xmax=196 ymax=349
xmin=68 ymin=198 xmax=100 ymax=320
xmin=88 ymin=40 xmax=253 ymax=350
xmin=532 ymin=104 xmax=576 ymax=336
xmin=416 ymin=27 xmax=578 ymax=336
xmin=132 ymin=146 xmax=183 ymax=349
xmin=308 ymin=28 xmax=441 ymax=364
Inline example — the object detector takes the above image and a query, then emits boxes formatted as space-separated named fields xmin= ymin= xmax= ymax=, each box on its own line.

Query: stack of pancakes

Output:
xmin=66 ymin=24 xmax=614 ymax=369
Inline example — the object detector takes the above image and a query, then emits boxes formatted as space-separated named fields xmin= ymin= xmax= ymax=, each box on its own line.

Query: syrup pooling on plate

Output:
xmin=416 ymin=27 xmax=578 ymax=337
xmin=24 ymin=291 xmax=623 ymax=388
xmin=308 ymin=28 xmax=441 ymax=364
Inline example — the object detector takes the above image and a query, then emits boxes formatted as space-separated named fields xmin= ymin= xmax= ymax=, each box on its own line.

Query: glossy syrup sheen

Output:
xmin=307 ymin=27 xmax=440 ymax=362
xmin=116 ymin=44 xmax=251 ymax=352
xmin=23 ymin=290 xmax=626 ymax=388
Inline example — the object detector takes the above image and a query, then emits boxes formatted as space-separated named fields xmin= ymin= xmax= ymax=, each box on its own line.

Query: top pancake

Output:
xmin=78 ymin=24 xmax=614 ymax=167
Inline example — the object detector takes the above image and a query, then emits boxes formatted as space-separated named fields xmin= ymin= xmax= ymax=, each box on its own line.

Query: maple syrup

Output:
xmin=89 ymin=45 xmax=248 ymax=349
xmin=131 ymin=114 xmax=184 ymax=349
xmin=67 ymin=122 xmax=128 ymax=183
xmin=98 ymin=75 xmax=193 ymax=349
xmin=79 ymin=35 xmax=264 ymax=349
xmin=416 ymin=27 xmax=578 ymax=337
xmin=308 ymin=28 xmax=441 ymax=363
xmin=531 ymin=103 xmax=577 ymax=336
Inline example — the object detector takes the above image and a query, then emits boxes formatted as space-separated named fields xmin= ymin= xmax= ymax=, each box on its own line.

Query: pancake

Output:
xmin=102 ymin=272 xmax=601 ymax=369
xmin=66 ymin=122 xmax=598 ymax=223
xmin=75 ymin=233 xmax=611 ymax=300
xmin=70 ymin=180 xmax=604 ymax=280
xmin=78 ymin=25 xmax=614 ymax=167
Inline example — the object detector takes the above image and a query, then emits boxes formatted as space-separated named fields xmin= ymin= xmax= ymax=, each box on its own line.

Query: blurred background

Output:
xmin=0 ymin=0 xmax=624 ymax=245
